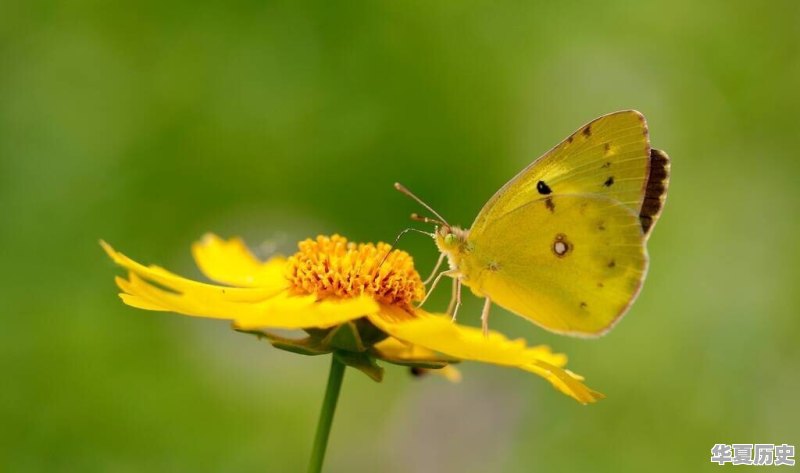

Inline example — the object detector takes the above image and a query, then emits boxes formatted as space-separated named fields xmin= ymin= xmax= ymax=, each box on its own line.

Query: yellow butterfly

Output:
xmin=397 ymin=110 xmax=670 ymax=337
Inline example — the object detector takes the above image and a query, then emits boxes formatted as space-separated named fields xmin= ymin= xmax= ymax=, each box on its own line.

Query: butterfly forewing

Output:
xmin=471 ymin=110 xmax=651 ymax=236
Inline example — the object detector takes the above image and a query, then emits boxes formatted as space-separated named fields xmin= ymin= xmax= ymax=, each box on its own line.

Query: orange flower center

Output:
xmin=285 ymin=235 xmax=425 ymax=308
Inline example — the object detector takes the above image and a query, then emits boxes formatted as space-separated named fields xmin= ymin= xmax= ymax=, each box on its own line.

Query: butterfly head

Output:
xmin=435 ymin=225 xmax=468 ymax=252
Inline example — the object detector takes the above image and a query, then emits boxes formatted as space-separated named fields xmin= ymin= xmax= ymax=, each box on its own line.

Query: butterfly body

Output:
xmin=426 ymin=110 xmax=669 ymax=337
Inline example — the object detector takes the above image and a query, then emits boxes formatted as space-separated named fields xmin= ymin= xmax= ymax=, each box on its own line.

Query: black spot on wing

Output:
xmin=607 ymin=259 xmax=616 ymax=268
xmin=536 ymin=180 xmax=552 ymax=195
xmin=603 ymin=176 xmax=615 ymax=187
xmin=582 ymin=125 xmax=592 ymax=137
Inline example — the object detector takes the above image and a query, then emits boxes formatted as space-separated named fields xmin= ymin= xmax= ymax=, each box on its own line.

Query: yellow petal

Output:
xmin=369 ymin=306 xmax=567 ymax=367
xmin=407 ymin=365 xmax=463 ymax=383
xmin=116 ymin=273 xmax=377 ymax=329
xmin=373 ymin=338 xmax=462 ymax=382
xmin=436 ymin=365 xmax=462 ymax=382
xmin=191 ymin=234 xmax=287 ymax=288
xmin=373 ymin=337 xmax=457 ymax=363
xmin=233 ymin=294 xmax=378 ymax=330
xmin=522 ymin=361 xmax=606 ymax=404
xmin=369 ymin=306 xmax=603 ymax=404
xmin=119 ymin=293 xmax=169 ymax=311
xmin=102 ymin=240 xmax=285 ymax=302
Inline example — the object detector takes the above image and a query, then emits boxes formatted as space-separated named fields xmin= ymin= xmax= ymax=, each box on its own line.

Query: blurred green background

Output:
xmin=2 ymin=0 xmax=798 ymax=471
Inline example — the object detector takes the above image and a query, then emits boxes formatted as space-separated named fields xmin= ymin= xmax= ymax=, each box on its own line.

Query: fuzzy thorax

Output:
xmin=434 ymin=226 xmax=470 ymax=271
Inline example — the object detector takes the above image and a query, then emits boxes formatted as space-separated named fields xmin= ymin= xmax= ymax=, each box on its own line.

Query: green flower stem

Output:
xmin=307 ymin=355 xmax=346 ymax=473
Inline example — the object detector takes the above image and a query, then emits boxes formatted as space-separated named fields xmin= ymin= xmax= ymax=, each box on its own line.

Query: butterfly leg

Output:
xmin=481 ymin=297 xmax=492 ymax=336
xmin=449 ymin=278 xmax=462 ymax=322
xmin=446 ymin=278 xmax=458 ymax=315
xmin=418 ymin=269 xmax=456 ymax=308
xmin=423 ymin=252 xmax=446 ymax=285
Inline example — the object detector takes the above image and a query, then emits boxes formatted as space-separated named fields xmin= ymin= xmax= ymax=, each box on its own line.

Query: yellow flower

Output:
xmin=102 ymin=234 xmax=604 ymax=404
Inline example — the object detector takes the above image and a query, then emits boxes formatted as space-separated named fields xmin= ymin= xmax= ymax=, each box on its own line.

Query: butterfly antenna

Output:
xmin=394 ymin=182 xmax=450 ymax=227
xmin=410 ymin=213 xmax=447 ymax=226
xmin=378 ymin=227 xmax=434 ymax=268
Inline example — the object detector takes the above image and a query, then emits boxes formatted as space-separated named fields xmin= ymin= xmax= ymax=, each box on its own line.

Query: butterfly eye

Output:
xmin=444 ymin=234 xmax=457 ymax=246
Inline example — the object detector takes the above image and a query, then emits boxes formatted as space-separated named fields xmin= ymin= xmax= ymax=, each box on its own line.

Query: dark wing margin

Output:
xmin=640 ymin=148 xmax=670 ymax=236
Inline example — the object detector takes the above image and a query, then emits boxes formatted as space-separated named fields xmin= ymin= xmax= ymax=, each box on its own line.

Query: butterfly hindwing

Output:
xmin=464 ymin=194 xmax=647 ymax=336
